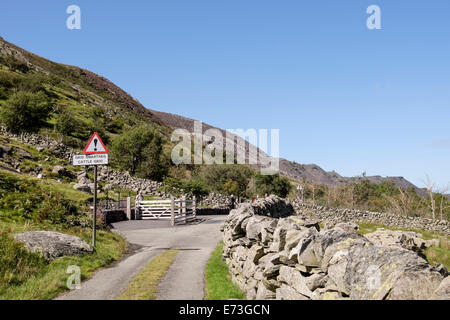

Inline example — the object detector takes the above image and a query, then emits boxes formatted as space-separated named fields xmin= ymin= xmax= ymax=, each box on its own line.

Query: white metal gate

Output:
xmin=136 ymin=196 xmax=197 ymax=226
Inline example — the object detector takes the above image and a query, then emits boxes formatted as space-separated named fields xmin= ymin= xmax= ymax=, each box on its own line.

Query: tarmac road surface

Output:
xmin=56 ymin=216 xmax=226 ymax=300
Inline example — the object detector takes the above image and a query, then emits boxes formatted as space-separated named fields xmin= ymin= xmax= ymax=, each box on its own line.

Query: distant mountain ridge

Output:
xmin=150 ymin=110 xmax=425 ymax=193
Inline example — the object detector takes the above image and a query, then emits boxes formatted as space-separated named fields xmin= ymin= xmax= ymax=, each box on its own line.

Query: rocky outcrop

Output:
xmin=14 ymin=231 xmax=94 ymax=260
xmin=295 ymin=203 xmax=450 ymax=236
xmin=52 ymin=165 xmax=74 ymax=178
xmin=364 ymin=229 xmax=439 ymax=255
xmin=222 ymin=197 xmax=448 ymax=300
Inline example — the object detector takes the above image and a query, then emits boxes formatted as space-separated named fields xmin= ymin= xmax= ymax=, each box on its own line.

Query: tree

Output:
xmin=385 ymin=186 xmax=413 ymax=217
xmin=254 ymin=173 xmax=292 ymax=198
xmin=272 ymin=175 xmax=293 ymax=198
xmin=182 ymin=179 xmax=209 ymax=198
xmin=112 ymin=125 xmax=168 ymax=181
xmin=195 ymin=164 xmax=253 ymax=198
xmin=0 ymin=91 xmax=52 ymax=133
xmin=438 ymin=185 xmax=450 ymax=221
xmin=424 ymin=175 xmax=437 ymax=220
xmin=223 ymin=179 xmax=240 ymax=196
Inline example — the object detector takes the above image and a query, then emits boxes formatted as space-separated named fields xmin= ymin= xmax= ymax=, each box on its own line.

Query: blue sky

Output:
xmin=1 ymin=1 xmax=449 ymax=188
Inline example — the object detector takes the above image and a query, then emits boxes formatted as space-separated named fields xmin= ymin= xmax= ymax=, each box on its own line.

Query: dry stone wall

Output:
xmin=294 ymin=203 xmax=450 ymax=236
xmin=222 ymin=196 xmax=449 ymax=300
xmin=198 ymin=192 xmax=232 ymax=209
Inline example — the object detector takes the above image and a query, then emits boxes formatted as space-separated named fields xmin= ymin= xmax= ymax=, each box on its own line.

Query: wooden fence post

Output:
xmin=182 ymin=195 xmax=186 ymax=219
xmin=126 ymin=197 xmax=131 ymax=220
xmin=170 ymin=195 xmax=175 ymax=226
xmin=193 ymin=196 xmax=197 ymax=218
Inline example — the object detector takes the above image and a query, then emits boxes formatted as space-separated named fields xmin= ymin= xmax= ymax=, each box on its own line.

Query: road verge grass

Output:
xmin=116 ymin=249 xmax=178 ymax=300
xmin=0 ymin=228 xmax=127 ymax=300
xmin=204 ymin=242 xmax=245 ymax=300
xmin=0 ymin=169 xmax=128 ymax=299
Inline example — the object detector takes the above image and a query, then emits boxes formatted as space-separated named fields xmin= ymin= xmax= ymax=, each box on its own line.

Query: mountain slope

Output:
xmin=0 ymin=37 xmax=423 ymax=193
xmin=150 ymin=109 xmax=424 ymax=193
xmin=0 ymin=37 xmax=164 ymax=128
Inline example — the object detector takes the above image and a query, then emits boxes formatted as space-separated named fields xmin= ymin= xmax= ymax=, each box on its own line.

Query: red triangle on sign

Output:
xmin=83 ymin=132 xmax=109 ymax=154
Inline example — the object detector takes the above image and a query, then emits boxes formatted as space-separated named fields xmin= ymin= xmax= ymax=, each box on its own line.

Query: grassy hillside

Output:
xmin=0 ymin=168 xmax=127 ymax=299
xmin=1 ymin=37 xmax=447 ymax=219
xmin=0 ymin=38 xmax=170 ymax=150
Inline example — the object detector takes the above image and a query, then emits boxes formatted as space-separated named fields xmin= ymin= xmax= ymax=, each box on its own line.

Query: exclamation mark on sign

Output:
xmin=94 ymin=138 xmax=98 ymax=151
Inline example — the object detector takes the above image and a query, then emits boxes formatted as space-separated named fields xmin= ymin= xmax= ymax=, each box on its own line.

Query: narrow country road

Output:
xmin=56 ymin=216 xmax=226 ymax=300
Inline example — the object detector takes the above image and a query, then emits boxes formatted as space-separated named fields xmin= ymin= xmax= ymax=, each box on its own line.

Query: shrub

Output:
xmin=0 ymin=72 xmax=19 ymax=100
xmin=17 ymin=73 xmax=47 ymax=93
xmin=0 ymin=171 xmax=83 ymax=227
xmin=0 ymin=91 xmax=52 ymax=133
xmin=55 ymin=110 xmax=77 ymax=136
xmin=3 ymin=55 xmax=29 ymax=73
xmin=182 ymin=180 xmax=209 ymax=198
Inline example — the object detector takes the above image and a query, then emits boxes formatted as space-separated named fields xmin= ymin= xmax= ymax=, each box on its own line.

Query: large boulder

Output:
xmin=52 ymin=165 xmax=74 ymax=178
xmin=251 ymin=195 xmax=294 ymax=218
xmin=14 ymin=231 xmax=94 ymax=260
xmin=344 ymin=243 xmax=443 ymax=300
xmin=255 ymin=281 xmax=276 ymax=300
xmin=276 ymin=284 xmax=309 ymax=300
xmin=430 ymin=276 xmax=450 ymax=300
xmin=73 ymin=176 xmax=95 ymax=194
xmin=386 ymin=266 xmax=444 ymax=300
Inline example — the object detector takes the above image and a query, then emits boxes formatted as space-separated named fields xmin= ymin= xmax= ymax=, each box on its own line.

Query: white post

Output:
xmin=170 ymin=195 xmax=175 ymax=227
xmin=193 ymin=196 xmax=197 ymax=218
xmin=182 ymin=195 xmax=186 ymax=218
xmin=126 ymin=197 xmax=131 ymax=220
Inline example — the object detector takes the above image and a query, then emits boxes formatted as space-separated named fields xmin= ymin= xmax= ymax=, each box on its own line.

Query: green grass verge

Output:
xmin=0 ymin=226 xmax=127 ymax=300
xmin=204 ymin=242 xmax=245 ymax=300
xmin=116 ymin=249 xmax=178 ymax=300
xmin=0 ymin=168 xmax=128 ymax=299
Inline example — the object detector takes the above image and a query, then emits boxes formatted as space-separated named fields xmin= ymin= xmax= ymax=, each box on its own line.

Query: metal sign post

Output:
xmin=93 ymin=165 xmax=98 ymax=246
xmin=73 ymin=132 xmax=109 ymax=247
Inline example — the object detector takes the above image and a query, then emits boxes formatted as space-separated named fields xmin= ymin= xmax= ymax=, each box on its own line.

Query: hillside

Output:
xmin=151 ymin=109 xmax=424 ymax=192
xmin=0 ymin=38 xmax=162 ymax=125
xmin=0 ymin=37 xmax=426 ymax=193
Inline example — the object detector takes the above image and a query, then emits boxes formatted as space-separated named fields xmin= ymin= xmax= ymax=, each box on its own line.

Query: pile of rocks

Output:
xmin=222 ymin=196 xmax=449 ymax=300
xmin=1 ymin=127 xmax=73 ymax=161
xmin=97 ymin=166 xmax=167 ymax=197
xmin=295 ymin=203 xmax=450 ymax=236
xmin=197 ymin=192 xmax=233 ymax=209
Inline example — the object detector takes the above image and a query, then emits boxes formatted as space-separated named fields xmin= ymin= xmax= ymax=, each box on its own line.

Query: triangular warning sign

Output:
xmin=83 ymin=132 xmax=108 ymax=154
